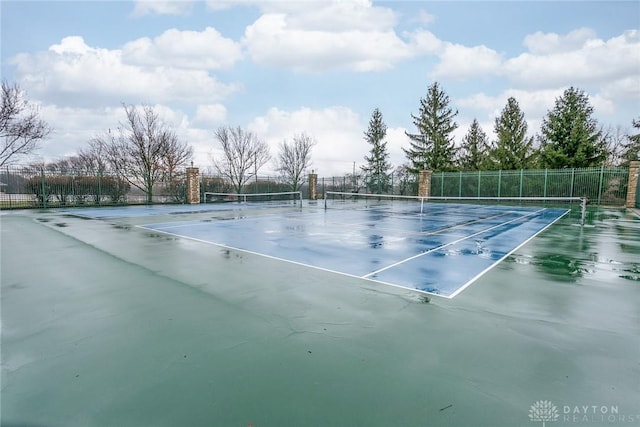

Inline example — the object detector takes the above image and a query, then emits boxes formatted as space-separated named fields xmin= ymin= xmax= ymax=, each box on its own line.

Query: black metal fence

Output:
xmin=0 ymin=165 xmax=630 ymax=209
xmin=0 ymin=166 xmax=186 ymax=209
xmin=430 ymin=166 xmax=629 ymax=206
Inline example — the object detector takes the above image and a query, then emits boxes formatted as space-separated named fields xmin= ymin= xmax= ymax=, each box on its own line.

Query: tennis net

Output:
xmin=204 ymin=191 xmax=303 ymax=206
xmin=324 ymin=191 xmax=587 ymax=224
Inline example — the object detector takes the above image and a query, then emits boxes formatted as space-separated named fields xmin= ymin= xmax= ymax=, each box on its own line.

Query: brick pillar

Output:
xmin=186 ymin=167 xmax=200 ymax=204
xmin=625 ymin=161 xmax=639 ymax=208
xmin=308 ymin=173 xmax=318 ymax=200
xmin=418 ymin=170 xmax=432 ymax=198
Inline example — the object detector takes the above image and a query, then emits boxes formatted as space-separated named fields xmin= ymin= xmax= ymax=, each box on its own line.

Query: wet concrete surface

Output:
xmin=140 ymin=205 xmax=568 ymax=296
xmin=1 ymin=206 xmax=639 ymax=426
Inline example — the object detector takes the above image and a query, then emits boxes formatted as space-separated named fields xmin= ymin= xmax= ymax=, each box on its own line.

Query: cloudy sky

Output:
xmin=2 ymin=0 xmax=639 ymax=176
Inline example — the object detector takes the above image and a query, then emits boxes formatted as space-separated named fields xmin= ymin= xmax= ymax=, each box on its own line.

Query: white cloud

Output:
xmin=431 ymin=43 xmax=503 ymax=79
xmin=385 ymin=127 xmax=411 ymax=169
xmin=132 ymin=0 xmax=193 ymax=16
xmin=523 ymin=27 xmax=597 ymax=54
xmin=244 ymin=106 xmax=413 ymax=176
xmin=10 ymin=36 xmax=240 ymax=107
xmin=600 ymin=75 xmax=640 ymax=101
xmin=589 ymin=94 xmax=616 ymax=116
xmin=456 ymin=88 xmax=571 ymax=141
xmin=409 ymin=10 xmax=436 ymax=25
xmin=122 ymin=27 xmax=243 ymax=70
xmin=405 ymin=29 xmax=443 ymax=55
xmin=33 ymin=103 xmax=218 ymax=167
xmin=247 ymin=106 xmax=367 ymax=176
xmin=283 ymin=1 xmax=397 ymax=32
xmin=457 ymin=89 xmax=562 ymax=122
xmin=241 ymin=1 xmax=413 ymax=72
xmin=208 ymin=0 xmax=392 ymax=30
xmin=456 ymin=87 xmax=619 ymax=140
xmin=505 ymin=29 xmax=640 ymax=89
xmin=193 ymin=104 xmax=228 ymax=126
xmin=34 ymin=105 xmax=125 ymax=161
xmin=205 ymin=0 xmax=262 ymax=12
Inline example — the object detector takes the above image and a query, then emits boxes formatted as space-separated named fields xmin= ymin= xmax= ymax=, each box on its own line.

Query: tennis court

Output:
xmin=1 ymin=197 xmax=639 ymax=427
xmin=138 ymin=197 xmax=571 ymax=298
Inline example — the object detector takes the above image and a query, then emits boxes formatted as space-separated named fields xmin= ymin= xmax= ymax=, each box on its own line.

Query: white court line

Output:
xmin=135 ymin=224 xmax=444 ymax=296
xmin=362 ymin=207 xmax=547 ymax=278
xmin=138 ymin=206 xmax=564 ymax=299
xmin=136 ymin=225 xmax=451 ymax=298
xmin=447 ymin=208 xmax=570 ymax=298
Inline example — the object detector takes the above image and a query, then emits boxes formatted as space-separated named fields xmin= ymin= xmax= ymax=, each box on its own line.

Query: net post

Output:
xmin=40 ymin=167 xmax=47 ymax=209
xmin=580 ymin=196 xmax=587 ymax=226
xmin=324 ymin=192 xmax=328 ymax=210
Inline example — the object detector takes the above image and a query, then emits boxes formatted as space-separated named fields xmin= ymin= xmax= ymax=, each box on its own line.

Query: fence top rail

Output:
xmin=325 ymin=191 xmax=584 ymax=202
xmin=426 ymin=196 xmax=584 ymax=201
xmin=324 ymin=191 xmax=422 ymax=201
xmin=437 ymin=166 xmax=629 ymax=175
xmin=205 ymin=191 xmax=302 ymax=198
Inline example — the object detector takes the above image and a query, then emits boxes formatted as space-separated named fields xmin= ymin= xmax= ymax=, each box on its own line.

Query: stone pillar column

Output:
xmin=186 ymin=167 xmax=200 ymax=204
xmin=625 ymin=160 xmax=639 ymax=208
xmin=308 ymin=173 xmax=318 ymax=200
xmin=418 ymin=170 xmax=432 ymax=198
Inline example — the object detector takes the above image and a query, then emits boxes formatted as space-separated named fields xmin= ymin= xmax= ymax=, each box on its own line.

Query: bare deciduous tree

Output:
xmin=277 ymin=133 xmax=316 ymax=192
xmin=78 ymin=138 xmax=110 ymax=173
xmin=601 ymin=123 xmax=632 ymax=166
xmin=96 ymin=104 xmax=192 ymax=203
xmin=163 ymin=134 xmax=194 ymax=201
xmin=212 ymin=126 xmax=270 ymax=194
xmin=1 ymin=80 xmax=52 ymax=167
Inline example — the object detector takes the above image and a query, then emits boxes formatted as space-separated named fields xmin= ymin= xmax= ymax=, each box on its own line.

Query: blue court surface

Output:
xmin=63 ymin=202 xmax=261 ymax=219
xmin=139 ymin=203 xmax=569 ymax=298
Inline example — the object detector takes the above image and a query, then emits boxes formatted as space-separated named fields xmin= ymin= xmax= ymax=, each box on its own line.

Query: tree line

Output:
xmin=363 ymin=83 xmax=639 ymax=193
xmin=2 ymin=79 xmax=639 ymax=200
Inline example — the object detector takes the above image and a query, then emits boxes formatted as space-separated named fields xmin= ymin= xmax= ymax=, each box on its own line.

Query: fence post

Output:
xmin=40 ymin=168 xmax=47 ymax=209
xmin=98 ymin=170 xmax=102 ymax=205
xmin=5 ymin=166 xmax=11 ymax=208
xmin=71 ymin=169 xmax=75 ymax=206
xmin=543 ymin=169 xmax=548 ymax=198
xmin=498 ymin=170 xmax=501 ymax=198
xmin=625 ymin=161 xmax=640 ymax=208
xmin=391 ymin=173 xmax=394 ymax=195
xmin=570 ymin=168 xmax=575 ymax=198
xmin=519 ymin=169 xmax=523 ymax=198
xmin=477 ymin=170 xmax=481 ymax=198
xmin=597 ymin=165 xmax=604 ymax=205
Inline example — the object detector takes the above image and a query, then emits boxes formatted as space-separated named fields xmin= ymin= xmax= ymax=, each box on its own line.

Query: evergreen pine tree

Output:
xmin=361 ymin=108 xmax=392 ymax=193
xmin=538 ymin=87 xmax=608 ymax=168
xmin=490 ymin=97 xmax=535 ymax=170
xmin=620 ymin=117 xmax=640 ymax=166
xmin=457 ymin=119 xmax=490 ymax=170
xmin=403 ymin=82 xmax=458 ymax=173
